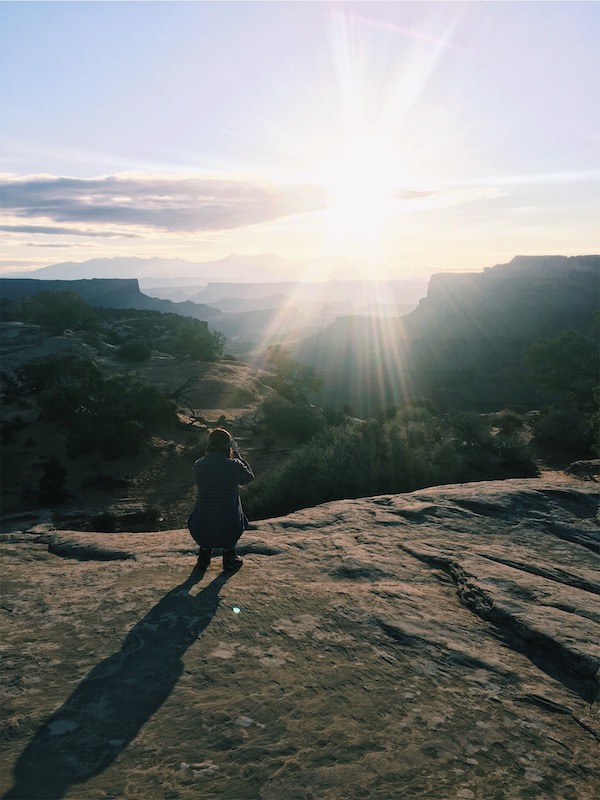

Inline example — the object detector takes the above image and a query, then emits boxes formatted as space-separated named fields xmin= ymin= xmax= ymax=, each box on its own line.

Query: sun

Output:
xmin=314 ymin=129 xmax=405 ymax=250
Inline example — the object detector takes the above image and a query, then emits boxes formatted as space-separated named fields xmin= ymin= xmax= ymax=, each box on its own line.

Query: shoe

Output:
xmin=222 ymin=549 xmax=243 ymax=571
xmin=195 ymin=548 xmax=212 ymax=570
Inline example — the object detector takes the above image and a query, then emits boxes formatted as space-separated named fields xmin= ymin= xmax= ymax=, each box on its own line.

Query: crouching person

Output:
xmin=187 ymin=428 xmax=254 ymax=572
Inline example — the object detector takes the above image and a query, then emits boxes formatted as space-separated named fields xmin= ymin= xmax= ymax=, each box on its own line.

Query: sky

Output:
xmin=1 ymin=0 xmax=599 ymax=279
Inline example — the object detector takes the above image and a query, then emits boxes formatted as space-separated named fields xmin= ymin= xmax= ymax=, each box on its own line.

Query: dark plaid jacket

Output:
xmin=187 ymin=452 xmax=254 ymax=549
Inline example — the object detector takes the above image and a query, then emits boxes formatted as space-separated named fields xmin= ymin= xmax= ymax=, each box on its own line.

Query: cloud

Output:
xmin=393 ymin=169 xmax=600 ymax=210
xmin=0 ymin=223 xmax=141 ymax=238
xmin=0 ymin=173 xmax=330 ymax=236
xmin=394 ymin=185 xmax=505 ymax=211
xmin=396 ymin=189 xmax=439 ymax=201
xmin=24 ymin=242 xmax=98 ymax=249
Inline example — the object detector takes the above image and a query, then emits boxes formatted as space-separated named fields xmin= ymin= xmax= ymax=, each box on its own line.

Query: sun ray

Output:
xmin=297 ymin=8 xmax=465 ymax=256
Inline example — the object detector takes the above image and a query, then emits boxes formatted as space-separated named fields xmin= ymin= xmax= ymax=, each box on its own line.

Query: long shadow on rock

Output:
xmin=3 ymin=569 xmax=232 ymax=800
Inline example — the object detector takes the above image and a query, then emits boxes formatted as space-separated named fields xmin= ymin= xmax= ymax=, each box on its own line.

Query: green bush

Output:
xmin=264 ymin=345 xmax=323 ymax=404
xmin=22 ymin=356 xmax=102 ymax=395
xmin=522 ymin=327 xmax=599 ymax=457
xmin=531 ymin=407 xmax=595 ymax=456
xmin=496 ymin=408 xmax=525 ymax=435
xmin=446 ymin=411 xmax=537 ymax=482
xmin=118 ymin=338 xmax=152 ymax=362
xmin=523 ymin=329 xmax=598 ymax=411
xmin=29 ymin=356 xmax=178 ymax=458
xmin=168 ymin=318 xmax=225 ymax=361
xmin=322 ymin=405 xmax=348 ymax=427
xmin=245 ymin=408 xmax=537 ymax=520
xmin=65 ymin=375 xmax=178 ymax=458
xmin=260 ymin=396 xmax=326 ymax=444
xmin=493 ymin=434 xmax=541 ymax=477
xmin=24 ymin=291 xmax=99 ymax=335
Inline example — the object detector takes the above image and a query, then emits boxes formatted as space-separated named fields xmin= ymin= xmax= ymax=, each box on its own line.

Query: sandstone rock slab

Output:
xmin=1 ymin=476 xmax=598 ymax=799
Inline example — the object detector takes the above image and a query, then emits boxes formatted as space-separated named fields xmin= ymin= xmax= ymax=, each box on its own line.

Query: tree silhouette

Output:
xmin=265 ymin=345 xmax=323 ymax=404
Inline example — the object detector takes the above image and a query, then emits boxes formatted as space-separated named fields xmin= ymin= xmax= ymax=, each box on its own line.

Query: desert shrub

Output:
xmin=65 ymin=376 xmax=178 ymax=458
xmin=496 ymin=408 xmax=525 ymax=435
xmin=377 ymin=404 xmax=400 ymax=420
xmin=1 ymin=366 xmax=29 ymax=401
xmin=523 ymin=329 xmax=598 ymax=410
xmin=446 ymin=411 xmax=537 ymax=481
xmin=168 ymin=318 xmax=225 ymax=361
xmin=322 ymin=405 xmax=347 ymax=427
xmin=260 ymin=396 xmax=326 ymax=444
xmin=245 ymin=408 xmax=537 ymax=520
xmin=531 ymin=407 xmax=595 ymax=456
xmin=94 ymin=310 xmax=225 ymax=361
xmin=505 ymin=404 xmax=527 ymax=415
xmin=244 ymin=424 xmax=364 ymax=519
xmin=244 ymin=415 xmax=455 ymax=519
xmin=117 ymin=338 xmax=152 ymax=362
xmin=522 ymin=327 xmax=599 ymax=457
xmin=443 ymin=412 xmax=499 ymax=481
xmin=22 ymin=356 xmax=102 ymax=396
xmin=30 ymin=356 xmax=178 ymax=457
xmin=23 ymin=291 xmax=99 ymax=335
xmin=490 ymin=433 xmax=539 ymax=477
xmin=39 ymin=457 xmax=68 ymax=504
xmin=264 ymin=345 xmax=323 ymax=404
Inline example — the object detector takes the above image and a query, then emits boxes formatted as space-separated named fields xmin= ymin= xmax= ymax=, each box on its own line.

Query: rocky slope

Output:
xmin=291 ymin=255 xmax=600 ymax=414
xmin=1 ymin=475 xmax=598 ymax=800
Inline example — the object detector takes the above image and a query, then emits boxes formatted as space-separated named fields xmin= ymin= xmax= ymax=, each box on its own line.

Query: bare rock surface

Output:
xmin=1 ymin=476 xmax=598 ymax=800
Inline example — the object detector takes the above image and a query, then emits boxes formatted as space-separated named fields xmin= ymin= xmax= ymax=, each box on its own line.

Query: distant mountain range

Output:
xmin=2 ymin=253 xmax=411 ymax=284
xmin=147 ymin=279 xmax=428 ymax=309
xmin=2 ymin=254 xmax=293 ymax=283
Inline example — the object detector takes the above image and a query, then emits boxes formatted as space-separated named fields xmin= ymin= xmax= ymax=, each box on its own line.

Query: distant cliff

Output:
xmin=414 ymin=255 xmax=599 ymax=340
xmin=0 ymin=277 xmax=222 ymax=320
xmin=292 ymin=255 xmax=600 ymax=413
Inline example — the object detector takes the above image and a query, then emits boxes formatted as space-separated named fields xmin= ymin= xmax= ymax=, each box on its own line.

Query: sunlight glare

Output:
xmin=290 ymin=9 xmax=467 ymax=256
xmin=318 ymin=129 xmax=404 ymax=248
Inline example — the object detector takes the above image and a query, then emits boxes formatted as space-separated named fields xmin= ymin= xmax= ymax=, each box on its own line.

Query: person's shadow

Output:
xmin=3 ymin=569 xmax=233 ymax=800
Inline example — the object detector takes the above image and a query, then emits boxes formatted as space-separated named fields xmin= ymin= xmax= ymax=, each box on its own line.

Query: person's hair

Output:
xmin=206 ymin=427 xmax=232 ymax=455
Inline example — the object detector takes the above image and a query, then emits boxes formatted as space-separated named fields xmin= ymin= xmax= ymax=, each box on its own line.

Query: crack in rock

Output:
xmin=398 ymin=542 xmax=599 ymax=702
